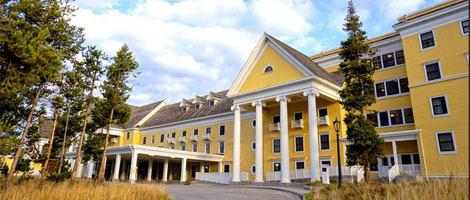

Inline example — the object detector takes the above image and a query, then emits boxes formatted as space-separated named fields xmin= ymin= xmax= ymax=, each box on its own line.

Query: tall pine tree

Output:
xmin=338 ymin=0 xmax=383 ymax=182
xmin=97 ymin=45 xmax=138 ymax=181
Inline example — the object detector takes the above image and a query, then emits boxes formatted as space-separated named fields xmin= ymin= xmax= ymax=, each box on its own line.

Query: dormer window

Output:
xmin=208 ymin=100 xmax=215 ymax=106
xmin=181 ymin=107 xmax=187 ymax=112
xmin=193 ymin=103 xmax=200 ymax=109
xmin=264 ymin=65 xmax=274 ymax=73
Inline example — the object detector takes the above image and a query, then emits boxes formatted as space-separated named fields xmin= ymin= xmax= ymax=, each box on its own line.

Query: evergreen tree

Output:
xmin=0 ymin=0 xmax=84 ymax=188
xmin=97 ymin=45 xmax=138 ymax=181
xmin=71 ymin=46 xmax=106 ymax=180
xmin=338 ymin=0 xmax=384 ymax=182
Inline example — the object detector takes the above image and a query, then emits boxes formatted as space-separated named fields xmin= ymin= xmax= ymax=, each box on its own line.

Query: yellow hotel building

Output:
xmin=61 ymin=0 xmax=469 ymax=183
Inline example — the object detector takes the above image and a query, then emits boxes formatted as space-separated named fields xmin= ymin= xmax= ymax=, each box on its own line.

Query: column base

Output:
xmin=280 ymin=180 xmax=291 ymax=183
xmin=130 ymin=179 xmax=136 ymax=184
xmin=112 ymin=178 xmax=120 ymax=182
xmin=254 ymin=179 xmax=264 ymax=183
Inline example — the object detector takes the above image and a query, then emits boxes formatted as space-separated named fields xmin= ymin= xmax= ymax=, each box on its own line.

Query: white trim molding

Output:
xmin=435 ymin=131 xmax=457 ymax=154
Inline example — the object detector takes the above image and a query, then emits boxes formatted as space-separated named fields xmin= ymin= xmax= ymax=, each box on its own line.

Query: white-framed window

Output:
xmin=206 ymin=127 xmax=211 ymax=134
xmin=126 ymin=132 xmax=130 ymax=140
xmin=272 ymin=115 xmax=280 ymax=124
xmin=192 ymin=143 xmax=197 ymax=152
xmin=251 ymin=119 xmax=256 ymax=128
xmin=430 ymin=95 xmax=449 ymax=117
xmin=142 ymin=136 xmax=147 ymax=145
xmin=272 ymin=161 xmax=281 ymax=172
xmin=151 ymin=135 xmax=155 ymax=144
xmin=272 ymin=138 xmax=280 ymax=153
xmin=160 ymin=134 xmax=164 ymax=143
xmin=460 ymin=19 xmax=469 ymax=35
xmin=436 ymin=131 xmax=457 ymax=154
xmin=219 ymin=125 xmax=225 ymax=136
xmin=181 ymin=144 xmax=186 ymax=151
xmin=367 ymin=107 xmax=414 ymax=128
xmin=171 ymin=132 xmax=176 ymax=138
xmin=294 ymin=112 xmax=303 ymax=121
xmin=208 ymin=100 xmax=215 ymax=106
xmin=223 ymin=163 xmax=230 ymax=173
xmin=295 ymin=160 xmax=305 ymax=170
xmin=250 ymin=164 xmax=256 ymax=176
xmin=263 ymin=65 xmax=274 ymax=73
xmin=181 ymin=107 xmax=187 ymax=112
xmin=218 ymin=140 xmax=225 ymax=155
xmin=251 ymin=141 xmax=256 ymax=151
xmin=424 ymin=61 xmax=442 ymax=82
xmin=193 ymin=103 xmax=200 ymax=109
xmin=375 ymin=77 xmax=409 ymax=98
xmin=205 ymin=142 xmax=210 ymax=154
xmin=182 ymin=131 xmax=186 ymax=137
xmin=170 ymin=145 xmax=175 ymax=150
xmin=193 ymin=129 xmax=199 ymax=136
xmin=294 ymin=135 xmax=304 ymax=152
xmin=371 ymin=49 xmax=406 ymax=70
xmin=319 ymin=132 xmax=330 ymax=151
xmin=318 ymin=107 xmax=328 ymax=118
xmin=419 ymin=30 xmax=436 ymax=50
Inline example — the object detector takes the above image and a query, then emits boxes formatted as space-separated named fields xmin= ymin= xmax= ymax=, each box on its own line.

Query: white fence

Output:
xmin=266 ymin=166 xmax=365 ymax=182
xmin=195 ymin=172 xmax=249 ymax=184
xmin=388 ymin=165 xmax=400 ymax=182
xmin=399 ymin=164 xmax=421 ymax=175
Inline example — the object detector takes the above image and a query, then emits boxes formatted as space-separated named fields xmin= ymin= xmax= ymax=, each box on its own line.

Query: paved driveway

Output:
xmin=165 ymin=183 xmax=302 ymax=200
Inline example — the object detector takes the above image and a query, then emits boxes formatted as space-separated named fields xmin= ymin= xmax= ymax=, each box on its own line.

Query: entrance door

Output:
xmin=190 ymin=164 xmax=197 ymax=178
xmin=378 ymin=155 xmax=395 ymax=177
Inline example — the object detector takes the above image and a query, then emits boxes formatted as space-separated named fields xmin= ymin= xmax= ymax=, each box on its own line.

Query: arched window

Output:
xmin=251 ymin=141 xmax=256 ymax=151
xmin=251 ymin=165 xmax=256 ymax=175
xmin=263 ymin=65 xmax=274 ymax=73
xmin=251 ymin=119 xmax=256 ymax=128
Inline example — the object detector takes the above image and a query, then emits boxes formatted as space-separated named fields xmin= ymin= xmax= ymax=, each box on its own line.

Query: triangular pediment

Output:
xmin=227 ymin=33 xmax=316 ymax=96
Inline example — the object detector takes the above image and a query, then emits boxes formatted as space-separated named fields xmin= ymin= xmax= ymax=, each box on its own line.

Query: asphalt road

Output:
xmin=164 ymin=183 xmax=302 ymax=200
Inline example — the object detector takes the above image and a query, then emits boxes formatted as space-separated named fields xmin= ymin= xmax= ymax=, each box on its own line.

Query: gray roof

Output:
xmin=266 ymin=34 xmax=343 ymax=86
xmin=141 ymin=90 xmax=232 ymax=128
xmin=126 ymin=100 xmax=164 ymax=128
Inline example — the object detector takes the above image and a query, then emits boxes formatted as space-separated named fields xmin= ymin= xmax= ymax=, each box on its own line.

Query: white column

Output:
xmin=86 ymin=161 xmax=94 ymax=179
xmin=163 ymin=158 xmax=169 ymax=182
xmin=304 ymin=90 xmax=321 ymax=182
xmin=252 ymin=100 xmax=265 ymax=182
xmin=147 ymin=159 xmax=153 ymax=181
xmin=231 ymin=104 xmax=241 ymax=182
xmin=276 ymin=95 xmax=291 ymax=183
xmin=180 ymin=158 xmax=187 ymax=182
xmin=129 ymin=151 xmax=138 ymax=184
xmin=113 ymin=154 xmax=121 ymax=181
xmin=200 ymin=163 xmax=205 ymax=173
xmin=392 ymin=141 xmax=398 ymax=166
xmin=218 ymin=161 xmax=223 ymax=173
xmin=76 ymin=161 xmax=83 ymax=178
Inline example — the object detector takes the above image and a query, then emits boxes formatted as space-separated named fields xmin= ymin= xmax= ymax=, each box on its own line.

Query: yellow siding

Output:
xmin=238 ymin=44 xmax=306 ymax=94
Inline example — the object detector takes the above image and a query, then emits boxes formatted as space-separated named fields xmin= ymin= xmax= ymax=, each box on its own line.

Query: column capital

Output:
xmin=251 ymin=100 xmax=266 ymax=107
xmin=303 ymin=89 xmax=320 ymax=97
xmin=275 ymin=95 xmax=291 ymax=103
xmin=231 ymin=104 xmax=240 ymax=111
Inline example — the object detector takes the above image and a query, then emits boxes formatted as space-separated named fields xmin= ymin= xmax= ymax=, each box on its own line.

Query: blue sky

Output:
xmin=71 ymin=0 xmax=444 ymax=106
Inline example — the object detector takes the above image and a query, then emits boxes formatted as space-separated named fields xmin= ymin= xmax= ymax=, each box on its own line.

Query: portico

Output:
xmin=65 ymin=144 xmax=224 ymax=183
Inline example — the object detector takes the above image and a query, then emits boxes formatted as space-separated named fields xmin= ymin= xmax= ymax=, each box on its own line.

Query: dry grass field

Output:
xmin=0 ymin=179 xmax=172 ymax=200
xmin=306 ymin=178 xmax=469 ymax=200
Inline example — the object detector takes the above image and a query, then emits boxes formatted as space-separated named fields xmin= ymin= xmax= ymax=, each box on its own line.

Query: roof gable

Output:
xmin=228 ymin=33 xmax=340 ymax=96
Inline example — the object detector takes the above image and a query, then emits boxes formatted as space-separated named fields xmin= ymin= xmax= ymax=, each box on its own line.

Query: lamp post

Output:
xmin=333 ymin=117 xmax=342 ymax=188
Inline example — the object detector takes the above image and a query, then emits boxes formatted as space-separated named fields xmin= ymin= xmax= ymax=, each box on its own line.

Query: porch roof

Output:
xmin=65 ymin=144 xmax=224 ymax=162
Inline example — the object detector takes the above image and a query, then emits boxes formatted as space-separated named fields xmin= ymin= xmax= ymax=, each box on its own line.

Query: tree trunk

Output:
xmin=71 ymin=92 xmax=93 ymax=181
xmin=58 ymin=104 xmax=70 ymax=173
xmin=3 ymin=84 xmax=43 ymax=189
xmin=39 ymin=110 xmax=59 ymax=186
xmin=98 ymin=106 xmax=115 ymax=182
xmin=364 ymin=163 xmax=370 ymax=183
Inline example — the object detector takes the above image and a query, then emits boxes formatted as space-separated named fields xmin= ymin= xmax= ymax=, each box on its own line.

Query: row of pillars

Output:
xmin=232 ymin=89 xmax=322 ymax=183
